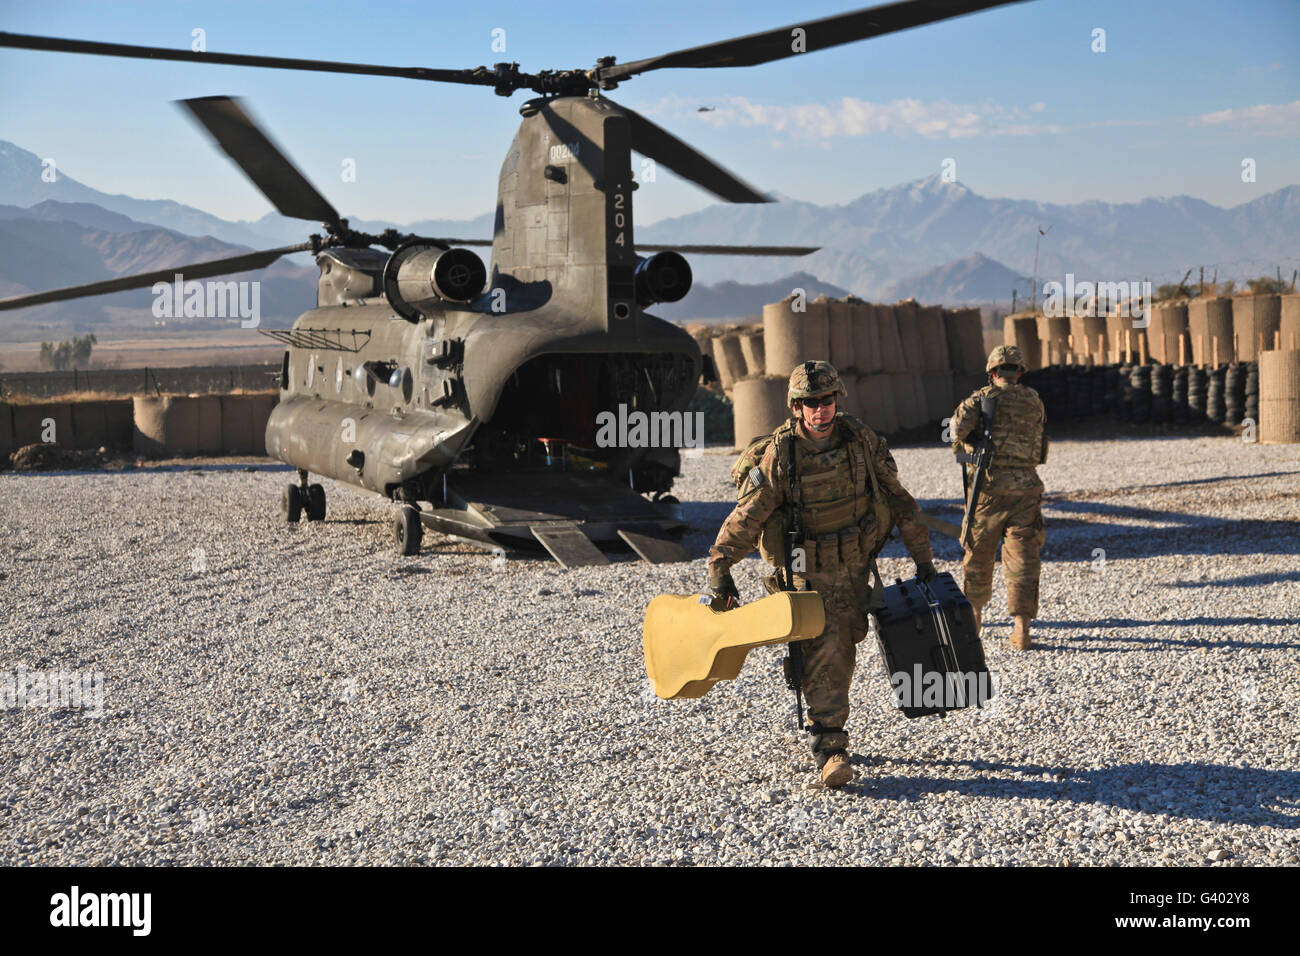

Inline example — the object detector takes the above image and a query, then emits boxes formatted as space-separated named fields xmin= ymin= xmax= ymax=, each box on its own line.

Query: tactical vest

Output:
xmin=731 ymin=414 xmax=893 ymax=574
xmin=981 ymin=383 xmax=1045 ymax=469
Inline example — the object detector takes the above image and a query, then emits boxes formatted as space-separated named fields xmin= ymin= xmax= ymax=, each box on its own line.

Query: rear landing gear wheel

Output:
xmin=282 ymin=483 xmax=303 ymax=522
xmin=306 ymin=483 xmax=326 ymax=521
xmin=394 ymin=504 xmax=422 ymax=556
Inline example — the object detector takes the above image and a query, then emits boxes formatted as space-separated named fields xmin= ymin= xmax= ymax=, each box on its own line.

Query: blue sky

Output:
xmin=2 ymin=0 xmax=1297 ymax=226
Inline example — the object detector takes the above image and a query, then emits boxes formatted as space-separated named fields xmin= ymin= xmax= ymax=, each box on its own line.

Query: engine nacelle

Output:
xmin=384 ymin=240 xmax=487 ymax=320
xmin=634 ymin=251 xmax=692 ymax=307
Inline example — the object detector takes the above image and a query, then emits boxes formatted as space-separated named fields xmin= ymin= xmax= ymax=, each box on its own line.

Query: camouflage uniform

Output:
xmin=951 ymin=346 xmax=1047 ymax=618
xmin=708 ymin=363 xmax=932 ymax=764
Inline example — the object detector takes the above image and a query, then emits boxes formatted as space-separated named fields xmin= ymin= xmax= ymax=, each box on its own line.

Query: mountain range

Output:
xmin=1 ymin=138 xmax=1295 ymax=330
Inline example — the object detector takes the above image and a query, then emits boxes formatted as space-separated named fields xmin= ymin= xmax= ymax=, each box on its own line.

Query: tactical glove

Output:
xmin=708 ymin=571 xmax=740 ymax=610
xmin=915 ymin=560 xmax=938 ymax=583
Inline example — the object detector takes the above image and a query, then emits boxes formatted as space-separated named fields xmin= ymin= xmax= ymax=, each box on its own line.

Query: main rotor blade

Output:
xmin=0 ymin=243 xmax=310 ymax=312
xmin=180 ymin=96 xmax=338 ymax=225
xmin=638 ymin=244 xmax=818 ymax=256
xmin=618 ymin=102 xmax=769 ymax=204
xmin=0 ymin=31 xmax=499 ymax=86
xmin=601 ymin=0 xmax=1027 ymax=82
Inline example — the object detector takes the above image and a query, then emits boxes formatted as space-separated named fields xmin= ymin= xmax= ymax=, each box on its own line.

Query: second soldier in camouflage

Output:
xmin=950 ymin=345 xmax=1048 ymax=650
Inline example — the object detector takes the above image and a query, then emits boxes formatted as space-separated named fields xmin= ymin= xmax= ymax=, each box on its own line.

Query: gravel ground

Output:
xmin=0 ymin=434 xmax=1297 ymax=866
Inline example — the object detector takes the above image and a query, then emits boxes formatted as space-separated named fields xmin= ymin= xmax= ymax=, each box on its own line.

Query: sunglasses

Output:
xmin=997 ymin=365 xmax=1021 ymax=374
xmin=796 ymin=394 xmax=837 ymax=408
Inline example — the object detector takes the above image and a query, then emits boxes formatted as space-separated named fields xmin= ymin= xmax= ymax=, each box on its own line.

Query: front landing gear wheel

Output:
xmin=282 ymin=483 xmax=303 ymax=522
xmin=394 ymin=505 xmax=422 ymax=556
xmin=305 ymin=483 xmax=326 ymax=521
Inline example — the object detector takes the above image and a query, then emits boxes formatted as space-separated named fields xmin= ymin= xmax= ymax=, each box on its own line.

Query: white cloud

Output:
xmin=1194 ymin=100 xmax=1300 ymax=133
xmin=636 ymin=94 xmax=1066 ymax=139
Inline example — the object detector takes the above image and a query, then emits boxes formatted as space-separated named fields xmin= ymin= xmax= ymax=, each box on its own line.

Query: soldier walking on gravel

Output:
xmin=950 ymin=345 xmax=1047 ymax=651
xmin=706 ymin=361 xmax=935 ymax=789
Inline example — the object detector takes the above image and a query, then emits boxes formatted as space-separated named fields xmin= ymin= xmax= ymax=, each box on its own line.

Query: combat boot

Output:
xmin=820 ymin=752 xmax=853 ymax=788
xmin=810 ymin=725 xmax=852 ymax=788
xmin=1010 ymin=615 xmax=1032 ymax=650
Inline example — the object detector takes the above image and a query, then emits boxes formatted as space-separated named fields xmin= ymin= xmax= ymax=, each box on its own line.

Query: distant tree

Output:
xmin=38 ymin=333 xmax=97 ymax=371
xmin=1156 ymin=281 xmax=1194 ymax=301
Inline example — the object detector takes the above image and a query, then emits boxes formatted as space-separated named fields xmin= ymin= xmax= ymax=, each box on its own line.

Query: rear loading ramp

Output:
xmin=420 ymin=471 xmax=687 ymax=565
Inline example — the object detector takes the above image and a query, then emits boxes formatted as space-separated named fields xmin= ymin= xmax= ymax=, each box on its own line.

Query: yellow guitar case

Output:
xmin=642 ymin=591 xmax=825 ymax=700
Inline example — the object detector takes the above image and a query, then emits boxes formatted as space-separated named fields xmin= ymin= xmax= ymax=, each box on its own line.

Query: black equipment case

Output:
xmin=873 ymin=572 xmax=995 ymax=718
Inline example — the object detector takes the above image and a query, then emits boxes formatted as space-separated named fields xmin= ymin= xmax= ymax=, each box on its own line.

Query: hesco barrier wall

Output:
xmin=1259 ymin=350 xmax=1300 ymax=444
xmin=731 ymin=376 xmax=788 ymax=449
xmin=0 ymin=363 xmax=281 ymax=400
xmin=0 ymin=399 xmax=135 ymax=459
xmin=132 ymin=392 xmax=279 ymax=456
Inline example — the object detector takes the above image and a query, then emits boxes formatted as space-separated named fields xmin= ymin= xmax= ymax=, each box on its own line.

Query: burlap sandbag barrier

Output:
xmin=922 ymin=370 xmax=954 ymax=425
xmin=763 ymin=296 xmax=803 ymax=377
xmin=1232 ymin=293 xmax=1281 ymax=362
xmin=220 ymin=394 xmax=259 ymax=454
xmin=1146 ymin=302 xmax=1189 ymax=365
xmin=1188 ymin=296 xmax=1234 ymax=365
xmin=850 ymin=298 xmax=879 ymax=373
xmin=891 ymin=371 xmax=926 ymax=429
xmin=732 ymin=375 xmax=790 ymax=450
xmin=1278 ymin=294 xmax=1299 ymax=352
xmin=945 ymin=307 xmax=985 ymax=374
xmin=803 ymin=296 xmax=832 ymax=363
xmin=874 ymin=304 xmax=906 ymax=373
xmin=0 ymin=403 xmax=13 ymax=461
xmin=828 ymin=298 xmax=855 ymax=372
xmin=738 ymin=329 xmax=765 ymax=377
xmin=12 ymin=402 xmax=74 ymax=449
xmin=133 ymin=395 xmax=198 ymax=455
xmin=951 ymin=371 xmax=987 ymax=409
xmin=1004 ymin=313 xmax=1041 ymax=370
xmin=70 ymin=399 xmax=134 ymax=450
xmin=711 ymin=334 xmax=743 ymax=390
xmin=856 ymin=373 xmax=898 ymax=435
xmin=895 ymin=300 xmax=925 ymax=369
xmin=916 ymin=305 xmax=949 ymax=371
xmin=1068 ymin=314 xmax=1109 ymax=364
xmin=1259 ymin=350 xmax=1300 ymax=444
xmin=1037 ymin=315 xmax=1071 ymax=366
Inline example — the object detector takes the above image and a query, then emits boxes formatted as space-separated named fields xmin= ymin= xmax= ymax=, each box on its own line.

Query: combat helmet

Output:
xmin=986 ymin=344 xmax=1027 ymax=374
xmin=787 ymin=360 xmax=847 ymax=407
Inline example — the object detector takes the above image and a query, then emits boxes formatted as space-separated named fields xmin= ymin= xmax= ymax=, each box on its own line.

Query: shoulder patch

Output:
xmin=748 ymin=466 xmax=766 ymax=488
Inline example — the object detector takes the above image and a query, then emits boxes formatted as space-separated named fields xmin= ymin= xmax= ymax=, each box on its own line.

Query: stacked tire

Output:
xmin=1206 ymin=366 xmax=1226 ymax=424
xmin=1187 ymin=367 xmax=1207 ymax=421
xmin=1224 ymin=362 xmax=1245 ymax=426
xmin=1129 ymin=365 xmax=1152 ymax=423
xmin=1171 ymin=366 xmax=1189 ymax=425
xmin=1150 ymin=364 xmax=1172 ymax=424
xmin=1245 ymin=361 xmax=1259 ymax=424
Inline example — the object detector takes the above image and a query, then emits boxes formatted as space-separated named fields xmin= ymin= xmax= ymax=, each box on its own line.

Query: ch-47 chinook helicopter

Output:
xmin=0 ymin=0 xmax=1022 ymax=566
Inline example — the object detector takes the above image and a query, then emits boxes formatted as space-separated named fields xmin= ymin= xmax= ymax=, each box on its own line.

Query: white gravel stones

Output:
xmin=0 ymin=436 xmax=1297 ymax=866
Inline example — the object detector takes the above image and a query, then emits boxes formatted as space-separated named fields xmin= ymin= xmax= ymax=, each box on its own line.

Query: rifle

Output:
xmin=955 ymin=394 xmax=999 ymax=549
xmin=778 ymin=434 xmax=810 ymax=732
